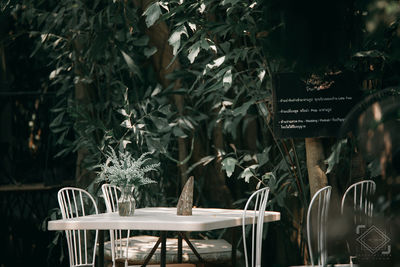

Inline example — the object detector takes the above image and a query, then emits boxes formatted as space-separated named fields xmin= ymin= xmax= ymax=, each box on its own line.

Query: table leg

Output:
xmin=178 ymin=232 xmax=205 ymax=263
xmin=142 ymin=236 xmax=162 ymax=266
xmin=231 ymin=227 xmax=238 ymax=267
xmin=160 ymin=231 xmax=167 ymax=267
xmin=178 ymin=233 xmax=183 ymax=263
xmin=98 ymin=229 xmax=105 ymax=267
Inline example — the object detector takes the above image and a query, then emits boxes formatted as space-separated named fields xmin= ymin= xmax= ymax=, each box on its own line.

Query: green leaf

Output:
xmin=187 ymin=41 xmax=201 ymax=63
xmin=205 ymin=56 xmax=225 ymax=70
xmin=120 ymin=50 xmax=141 ymax=78
xmin=325 ymin=139 xmax=347 ymax=174
xmin=49 ymin=111 xmax=65 ymax=128
xmin=223 ymin=69 xmax=232 ymax=88
xmin=172 ymin=126 xmax=187 ymax=138
xmin=118 ymin=109 xmax=129 ymax=117
xmin=185 ymin=155 xmax=215 ymax=176
xmin=143 ymin=1 xmax=162 ymax=27
xmin=168 ymin=25 xmax=188 ymax=55
xmin=187 ymin=22 xmax=197 ymax=32
xmin=133 ymin=35 xmax=150 ymax=46
xmin=221 ymin=0 xmax=240 ymax=6
xmin=240 ymin=165 xmax=258 ymax=183
xmin=233 ymin=101 xmax=252 ymax=117
xmin=240 ymin=168 xmax=253 ymax=183
xmin=256 ymin=146 xmax=272 ymax=167
xmin=121 ymin=119 xmax=132 ymax=128
xmin=159 ymin=1 xmax=169 ymax=11
xmin=151 ymin=116 xmax=170 ymax=131
xmin=257 ymin=102 xmax=269 ymax=117
xmin=258 ymin=69 xmax=266 ymax=82
xmin=200 ymin=39 xmax=210 ymax=50
xmin=368 ymin=159 xmax=381 ymax=178
xmin=144 ymin=46 xmax=158 ymax=58
xmin=221 ymin=157 xmax=237 ymax=177
xmin=119 ymin=140 xmax=131 ymax=150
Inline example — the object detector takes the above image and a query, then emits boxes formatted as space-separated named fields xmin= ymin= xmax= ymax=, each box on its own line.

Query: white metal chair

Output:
xmin=242 ymin=187 xmax=270 ymax=267
xmin=340 ymin=180 xmax=376 ymax=265
xmin=57 ymin=187 xmax=99 ymax=267
xmin=340 ymin=180 xmax=376 ymax=225
xmin=307 ymin=186 xmax=332 ymax=267
xmin=101 ymin=184 xmax=134 ymax=267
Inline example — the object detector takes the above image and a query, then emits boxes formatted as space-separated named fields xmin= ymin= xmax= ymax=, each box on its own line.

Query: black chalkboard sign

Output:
xmin=272 ymin=72 xmax=362 ymax=139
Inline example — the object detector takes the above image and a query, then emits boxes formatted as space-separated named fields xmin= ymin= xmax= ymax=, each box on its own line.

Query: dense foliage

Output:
xmin=1 ymin=0 xmax=400 ymax=266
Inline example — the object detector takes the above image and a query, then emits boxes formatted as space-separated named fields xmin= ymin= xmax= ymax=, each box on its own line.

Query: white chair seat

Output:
xmin=102 ymin=235 xmax=240 ymax=265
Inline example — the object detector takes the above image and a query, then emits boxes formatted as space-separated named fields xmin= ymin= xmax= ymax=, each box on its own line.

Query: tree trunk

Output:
xmin=211 ymin=121 xmax=233 ymax=207
xmin=73 ymin=39 xmax=96 ymax=188
xmin=305 ymin=138 xmax=328 ymax=197
xmin=133 ymin=0 xmax=188 ymax=188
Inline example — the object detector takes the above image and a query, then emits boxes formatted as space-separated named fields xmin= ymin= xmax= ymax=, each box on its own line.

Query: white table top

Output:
xmin=48 ymin=207 xmax=280 ymax=232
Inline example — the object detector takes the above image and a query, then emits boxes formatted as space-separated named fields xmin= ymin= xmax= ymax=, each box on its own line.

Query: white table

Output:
xmin=48 ymin=207 xmax=280 ymax=266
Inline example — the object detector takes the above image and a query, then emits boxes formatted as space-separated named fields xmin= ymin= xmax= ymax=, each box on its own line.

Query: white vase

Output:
xmin=118 ymin=186 xmax=136 ymax=216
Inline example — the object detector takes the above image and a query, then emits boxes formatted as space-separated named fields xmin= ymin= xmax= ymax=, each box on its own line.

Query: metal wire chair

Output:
xmin=307 ymin=186 xmax=332 ymax=267
xmin=340 ymin=180 xmax=376 ymax=225
xmin=102 ymin=183 xmax=133 ymax=267
xmin=242 ymin=187 xmax=270 ymax=267
xmin=340 ymin=180 xmax=376 ymax=265
xmin=58 ymin=187 xmax=99 ymax=267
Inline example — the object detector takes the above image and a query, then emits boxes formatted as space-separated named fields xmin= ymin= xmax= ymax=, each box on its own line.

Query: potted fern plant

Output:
xmin=96 ymin=147 xmax=160 ymax=216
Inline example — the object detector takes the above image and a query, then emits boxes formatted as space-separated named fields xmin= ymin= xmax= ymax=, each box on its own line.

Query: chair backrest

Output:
xmin=242 ymin=187 xmax=270 ymax=267
xmin=101 ymin=183 xmax=121 ymax=213
xmin=57 ymin=187 xmax=99 ymax=267
xmin=340 ymin=180 xmax=376 ymax=225
xmin=101 ymin=184 xmax=130 ymax=267
xmin=307 ymin=186 xmax=331 ymax=267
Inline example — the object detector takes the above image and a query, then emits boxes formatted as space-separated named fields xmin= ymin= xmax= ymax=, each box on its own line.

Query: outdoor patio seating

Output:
xmin=101 ymin=184 xmax=237 ymax=266
xmin=57 ymin=187 xmax=99 ymax=267
xmin=242 ymin=187 xmax=270 ymax=267
xmin=289 ymin=186 xmax=332 ymax=267
xmin=307 ymin=186 xmax=332 ymax=267
xmin=340 ymin=180 xmax=376 ymax=225
xmin=340 ymin=180 xmax=376 ymax=266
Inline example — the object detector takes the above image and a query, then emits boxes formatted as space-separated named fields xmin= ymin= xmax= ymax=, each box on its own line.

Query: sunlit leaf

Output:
xmin=120 ymin=50 xmax=141 ymax=76
xmin=221 ymin=0 xmax=240 ymax=6
xmin=143 ymin=1 xmax=162 ymax=27
xmin=188 ymin=41 xmax=201 ymax=63
xmin=240 ymin=165 xmax=258 ymax=182
xmin=258 ymin=69 xmax=266 ymax=82
xmin=118 ymin=109 xmax=129 ymax=116
xmin=119 ymin=140 xmax=131 ymax=150
xmin=240 ymin=168 xmax=253 ymax=183
xmin=159 ymin=1 xmax=169 ymax=11
xmin=206 ymin=56 xmax=225 ymax=69
xmin=168 ymin=25 xmax=188 ymax=55
xmin=223 ymin=69 xmax=232 ymax=88
xmin=198 ymin=3 xmax=206 ymax=13
xmin=221 ymin=157 xmax=237 ymax=177
xmin=187 ymin=22 xmax=197 ymax=32
xmin=121 ymin=119 xmax=132 ymax=128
